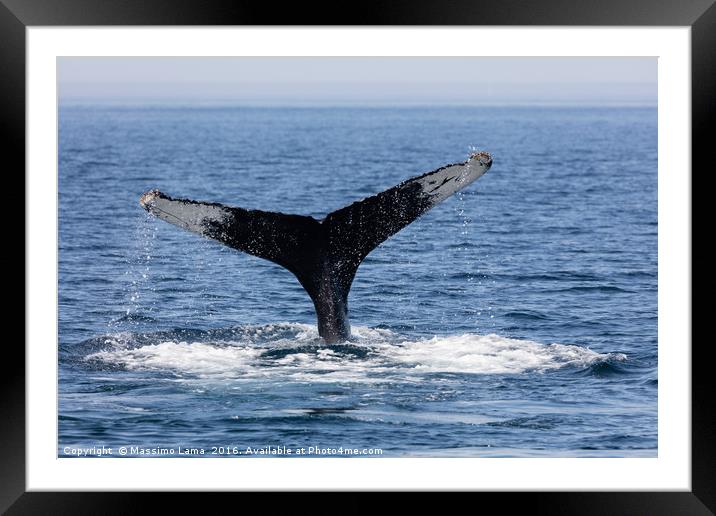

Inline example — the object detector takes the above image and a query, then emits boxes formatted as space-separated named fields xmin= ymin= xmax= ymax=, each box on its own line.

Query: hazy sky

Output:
xmin=58 ymin=57 xmax=657 ymax=105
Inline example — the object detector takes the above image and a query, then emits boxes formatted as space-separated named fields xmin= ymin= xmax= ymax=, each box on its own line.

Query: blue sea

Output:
xmin=58 ymin=104 xmax=657 ymax=457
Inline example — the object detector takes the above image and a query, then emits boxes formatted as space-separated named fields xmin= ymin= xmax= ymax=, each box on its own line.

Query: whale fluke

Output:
xmin=140 ymin=151 xmax=492 ymax=343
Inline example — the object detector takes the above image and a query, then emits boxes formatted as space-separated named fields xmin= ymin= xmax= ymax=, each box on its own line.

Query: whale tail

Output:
xmin=140 ymin=151 xmax=492 ymax=343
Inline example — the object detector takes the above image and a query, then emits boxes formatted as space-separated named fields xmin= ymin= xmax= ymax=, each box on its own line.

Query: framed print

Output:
xmin=6 ymin=0 xmax=712 ymax=512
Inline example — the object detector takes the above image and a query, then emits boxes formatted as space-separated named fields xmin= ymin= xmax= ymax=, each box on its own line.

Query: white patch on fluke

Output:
xmin=140 ymin=190 xmax=231 ymax=237
xmin=415 ymin=152 xmax=492 ymax=206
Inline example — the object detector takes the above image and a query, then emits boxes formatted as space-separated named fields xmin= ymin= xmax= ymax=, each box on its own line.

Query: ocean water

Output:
xmin=58 ymin=104 xmax=657 ymax=457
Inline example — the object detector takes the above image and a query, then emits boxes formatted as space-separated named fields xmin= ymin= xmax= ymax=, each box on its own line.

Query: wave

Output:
xmin=556 ymin=285 xmax=631 ymax=293
xmin=503 ymin=310 xmax=550 ymax=321
xmin=571 ymin=354 xmax=635 ymax=378
xmin=110 ymin=313 xmax=158 ymax=323
xmin=72 ymin=323 xmax=626 ymax=383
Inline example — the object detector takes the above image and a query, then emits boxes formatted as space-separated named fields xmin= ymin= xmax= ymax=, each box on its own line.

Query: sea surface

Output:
xmin=58 ymin=104 xmax=657 ymax=457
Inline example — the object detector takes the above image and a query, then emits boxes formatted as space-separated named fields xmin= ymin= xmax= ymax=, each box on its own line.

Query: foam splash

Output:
xmin=383 ymin=334 xmax=619 ymax=374
xmin=84 ymin=323 xmax=625 ymax=382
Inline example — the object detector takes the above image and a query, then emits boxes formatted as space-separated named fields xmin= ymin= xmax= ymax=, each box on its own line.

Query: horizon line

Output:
xmin=58 ymin=97 xmax=658 ymax=109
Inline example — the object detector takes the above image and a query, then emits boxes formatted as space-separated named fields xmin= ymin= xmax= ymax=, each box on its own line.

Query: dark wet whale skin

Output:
xmin=140 ymin=153 xmax=492 ymax=342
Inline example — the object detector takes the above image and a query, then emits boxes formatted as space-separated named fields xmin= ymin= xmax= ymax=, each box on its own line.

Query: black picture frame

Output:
xmin=5 ymin=0 xmax=710 ymax=513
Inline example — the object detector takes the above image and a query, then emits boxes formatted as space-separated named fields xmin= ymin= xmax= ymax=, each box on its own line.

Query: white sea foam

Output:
xmin=85 ymin=323 xmax=625 ymax=382
xmin=382 ymin=334 xmax=618 ymax=374
xmin=88 ymin=341 xmax=263 ymax=378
